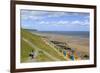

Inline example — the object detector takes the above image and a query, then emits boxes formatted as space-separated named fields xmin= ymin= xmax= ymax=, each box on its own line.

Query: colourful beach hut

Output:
xmin=63 ymin=50 xmax=66 ymax=56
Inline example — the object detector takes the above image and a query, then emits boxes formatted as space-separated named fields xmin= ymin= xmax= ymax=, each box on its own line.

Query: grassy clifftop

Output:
xmin=21 ymin=29 xmax=65 ymax=62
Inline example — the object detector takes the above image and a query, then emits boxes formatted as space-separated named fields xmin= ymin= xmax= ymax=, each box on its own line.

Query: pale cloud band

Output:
xmin=21 ymin=9 xmax=90 ymax=31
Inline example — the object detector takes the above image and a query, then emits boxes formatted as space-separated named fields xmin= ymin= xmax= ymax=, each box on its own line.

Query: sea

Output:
xmin=29 ymin=30 xmax=89 ymax=38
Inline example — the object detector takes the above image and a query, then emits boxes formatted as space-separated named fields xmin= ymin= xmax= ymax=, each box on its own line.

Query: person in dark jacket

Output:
xmin=29 ymin=50 xmax=34 ymax=59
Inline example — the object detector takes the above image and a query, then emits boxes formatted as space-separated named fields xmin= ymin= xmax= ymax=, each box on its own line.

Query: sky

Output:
xmin=21 ymin=9 xmax=90 ymax=31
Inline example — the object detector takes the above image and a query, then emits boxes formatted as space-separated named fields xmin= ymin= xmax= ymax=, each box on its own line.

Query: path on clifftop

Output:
xmin=23 ymin=38 xmax=61 ymax=62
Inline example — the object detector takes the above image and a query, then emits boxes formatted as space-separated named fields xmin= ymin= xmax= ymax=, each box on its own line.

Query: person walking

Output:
xmin=29 ymin=50 xmax=34 ymax=59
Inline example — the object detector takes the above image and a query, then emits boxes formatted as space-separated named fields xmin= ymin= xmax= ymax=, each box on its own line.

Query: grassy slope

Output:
xmin=21 ymin=29 xmax=65 ymax=62
xmin=21 ymin=39 xmax=34 ymax=62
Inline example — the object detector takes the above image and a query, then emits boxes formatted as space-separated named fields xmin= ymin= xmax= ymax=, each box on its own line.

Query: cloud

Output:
xmin=71 ymin=20 xmax=81 ymax=24
xmin=71 ymin=19 xmax=89 ymax=26
xmin=21 ymin=15 xmax=44 ymax=21
xmin=21 ymin=10 xmax=84 ymax=21
xmin=21 ymin=10 xmax=48 ymax=16
xmin=21 ymin=10 xmax=90 ymax=31
xmin=46 ymin=12 xmax=67 ymax=18
xmin=32 ymin=19 xmax=89 ymax=27
xmin=38 ymin=20 xmax=69 ymax=25
xmin=39 ymin=21 xmax=49 ymax=24
xmin=58 ymin=21 xmax=69 ymax=24
xmin=84 ymin=16 xmax=89 ymax=19
xmin=21 ymin=10 xmax=47 ymax=21
xmin=45 ymin=12 xmax=85 ymax=18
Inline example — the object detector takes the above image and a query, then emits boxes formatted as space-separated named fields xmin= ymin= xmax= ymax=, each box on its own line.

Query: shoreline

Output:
xmin=30 ymin=31 xmax=89 ymax=60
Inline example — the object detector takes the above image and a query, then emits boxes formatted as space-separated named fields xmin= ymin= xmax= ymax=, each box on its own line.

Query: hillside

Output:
xmin=21 ymin=29 xmax=66 ymax=62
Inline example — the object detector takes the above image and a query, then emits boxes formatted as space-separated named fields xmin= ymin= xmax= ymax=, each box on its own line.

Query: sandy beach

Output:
xmin=31 ymin=31 xmax=89 ymax=60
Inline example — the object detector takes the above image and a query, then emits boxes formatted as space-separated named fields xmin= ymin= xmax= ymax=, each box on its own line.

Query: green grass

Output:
xmin=21 ymin=29 xmax=66 ymax=62
xmin=36 ymin=51 xmax=55 ymax=62
xmin=21 ymin=39 xmax=35 ymax=62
